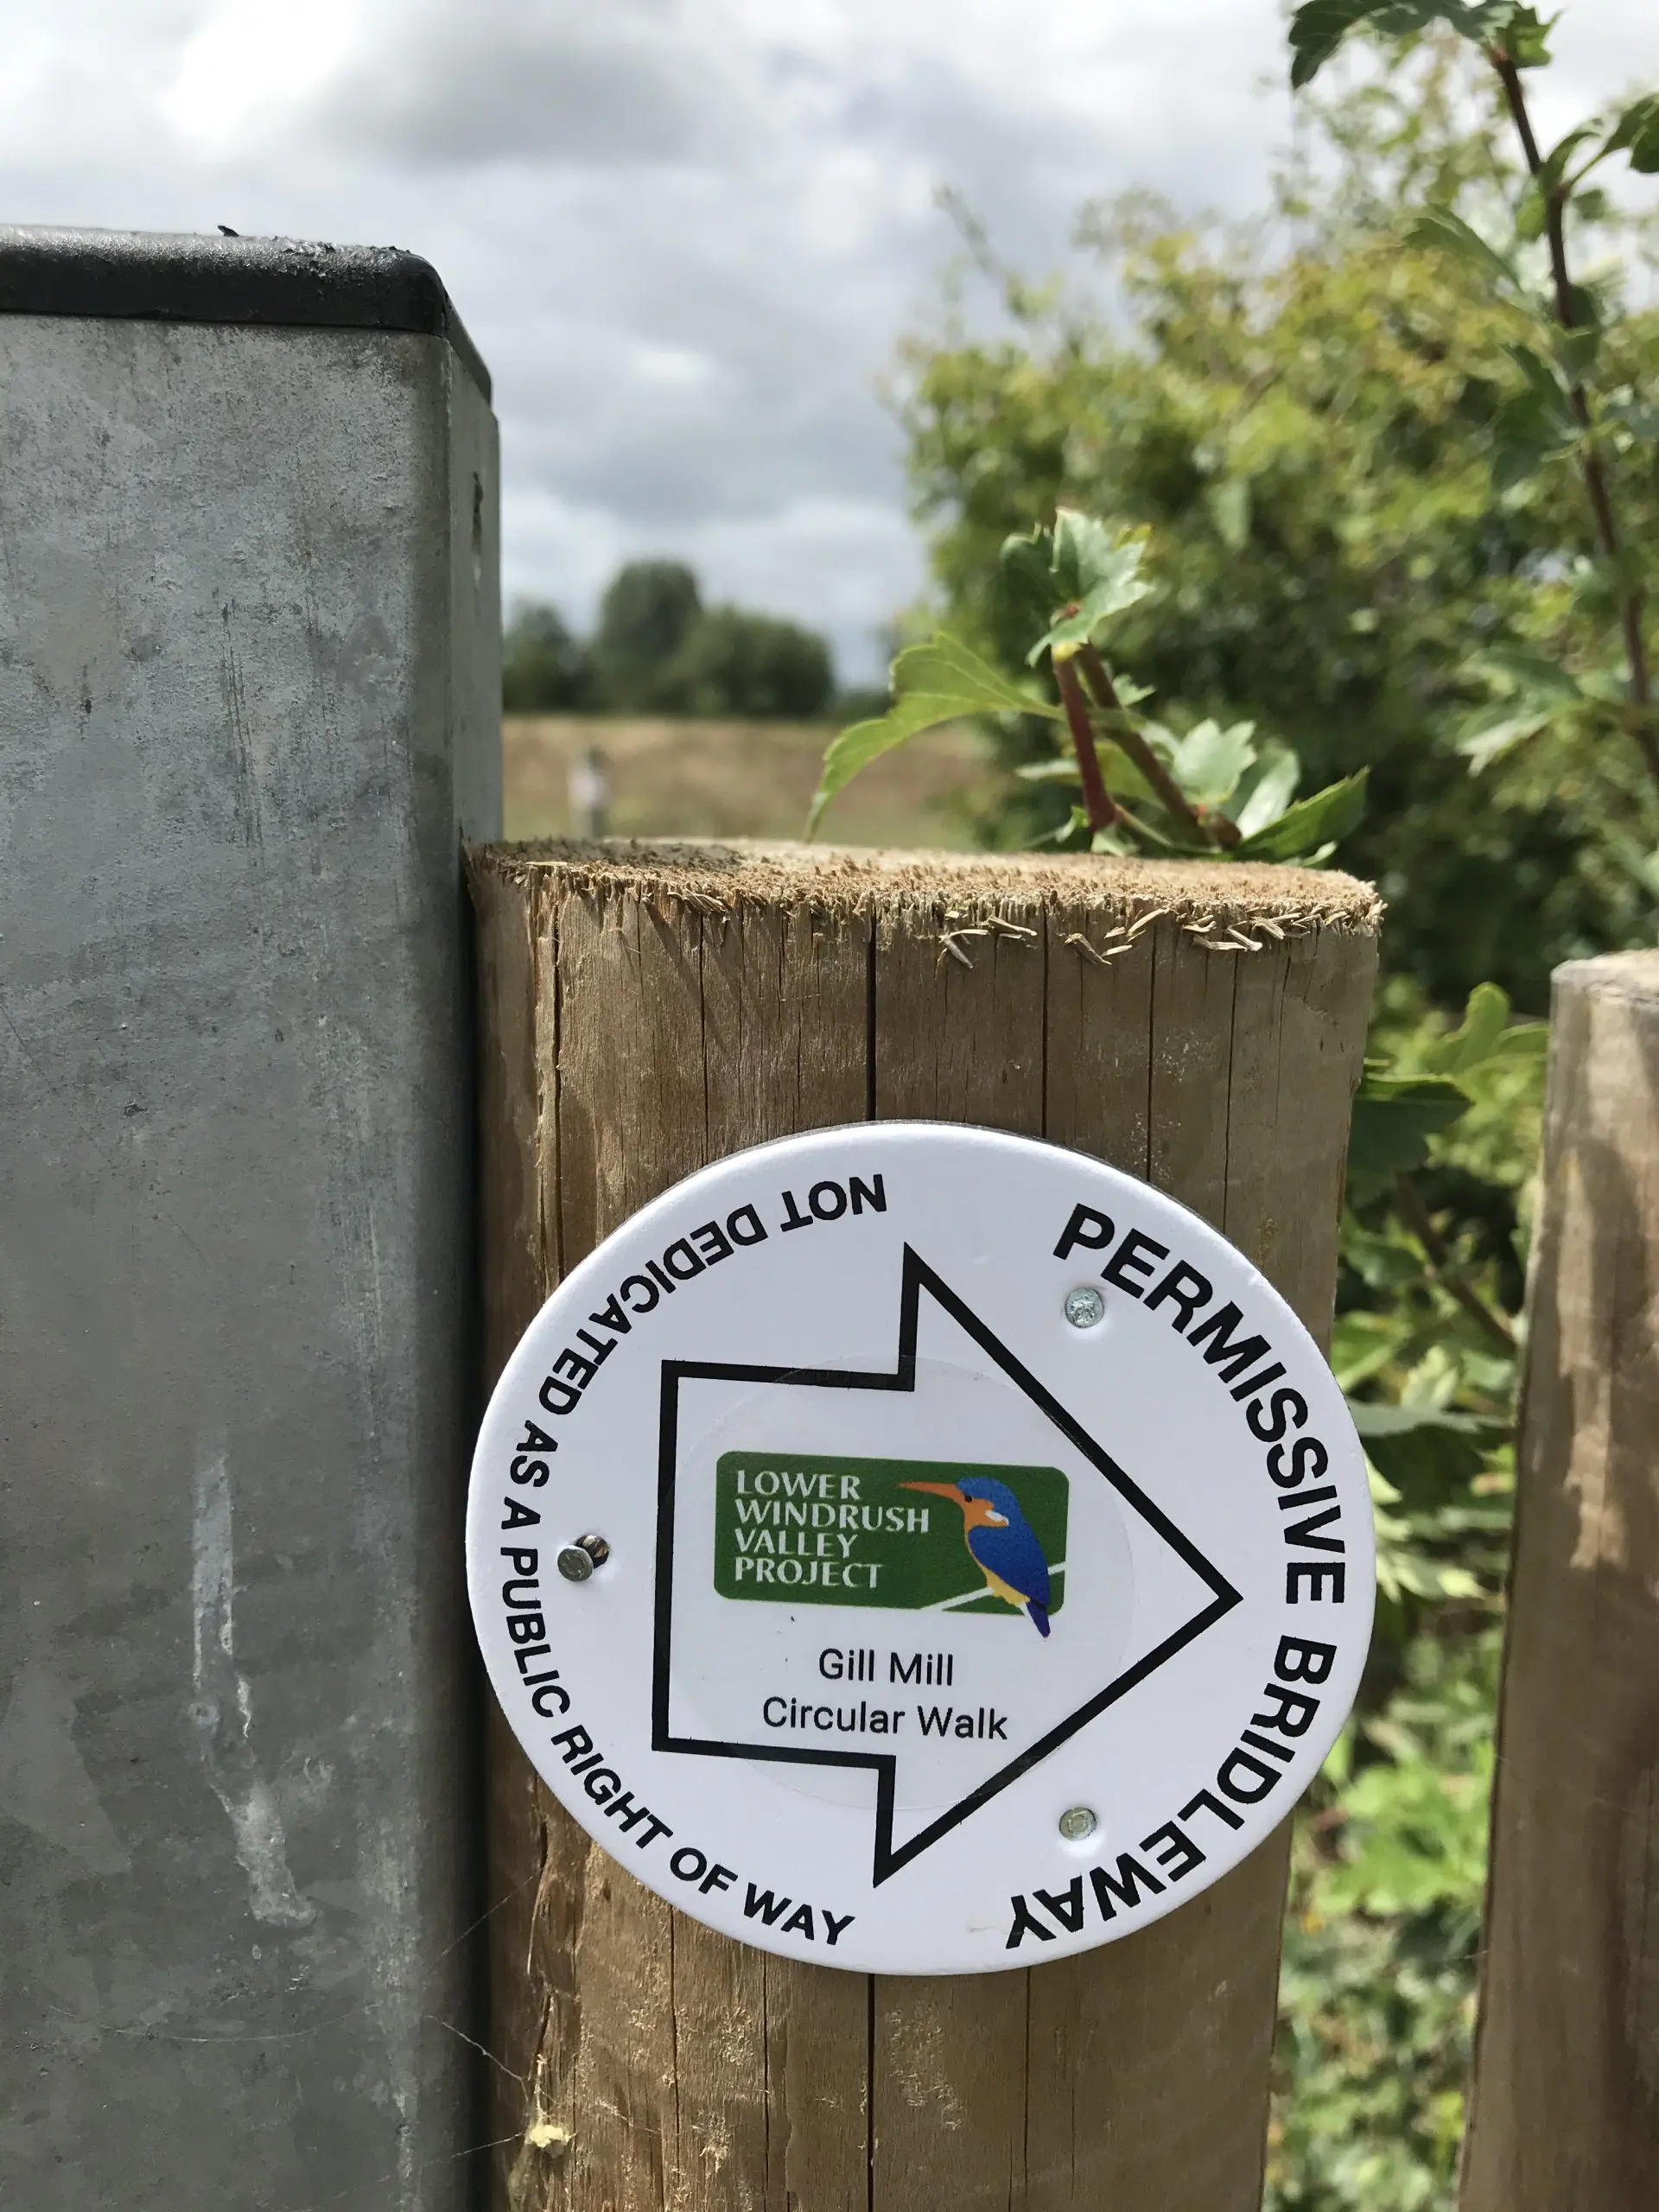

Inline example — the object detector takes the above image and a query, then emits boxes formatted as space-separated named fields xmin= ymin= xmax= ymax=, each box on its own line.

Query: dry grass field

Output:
xmin=502 ymin=714 xmax=995 ymax=849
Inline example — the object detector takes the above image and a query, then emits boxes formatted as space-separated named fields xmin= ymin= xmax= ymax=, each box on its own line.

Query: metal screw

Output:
xmin=1058 ymin=1805 xmax=1098 ymax=1841
xmin=556 ymin=1534 xmax=611 ymax=1583
xmin=1064 ymin=1286 xmax=1105 ymax=1330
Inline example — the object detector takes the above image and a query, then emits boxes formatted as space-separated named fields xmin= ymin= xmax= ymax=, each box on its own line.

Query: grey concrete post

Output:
xmin=0 ymin=228 xmax=499 ymax=2210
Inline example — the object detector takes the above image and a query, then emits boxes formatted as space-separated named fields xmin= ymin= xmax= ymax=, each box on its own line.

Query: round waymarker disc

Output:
xmin=467 ymin=1123 xmax=1373 ymax=1976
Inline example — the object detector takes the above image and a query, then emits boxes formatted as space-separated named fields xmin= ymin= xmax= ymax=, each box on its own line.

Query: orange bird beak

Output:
xmin=899 ymin=1480 xmax=966 ymax=1503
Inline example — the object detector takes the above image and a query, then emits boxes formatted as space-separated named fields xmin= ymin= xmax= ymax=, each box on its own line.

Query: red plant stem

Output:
xmin=1054 ymin=653 xmax=1117 ymax=833
xmin=1490 ymin=44 xmax=1659 ymax=790
xmin=1077 ymin=643 xmax=1239 ymax=847
xmin=1394 ymin=1172 xmax=1516 ymax=1351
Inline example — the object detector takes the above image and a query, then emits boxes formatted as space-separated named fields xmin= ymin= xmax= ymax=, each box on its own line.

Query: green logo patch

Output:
xmin=714 ymin=1452 xmax=1068 ymax=1618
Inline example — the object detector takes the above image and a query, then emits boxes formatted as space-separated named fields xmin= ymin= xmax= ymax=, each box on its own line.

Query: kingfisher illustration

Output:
xmin=900 ymin=1476 xmax=1052 ymax=1637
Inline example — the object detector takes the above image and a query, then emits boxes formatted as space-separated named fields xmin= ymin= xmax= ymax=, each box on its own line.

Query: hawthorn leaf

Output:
xmin=1345 ymin=1401 xmax=1505 ymax=1440
xmin=1348 ymin=1070 xmax=1471 ymax=1181
xmin=1169 ymin=718 xmax=1257 ymax=805
xmin=1051 ymin=508 xmax=1141 ymax=598
xmin=1032 ymin=520 xmax=1151 ymax=658
xmin=1291 ymin=4 xmax=1547 ymax=91
xmin=1233 ymin=769 xmax=1368 ymax=860
xmin=1420 ymin=982 xmax=1512 ymax=1075
xmin=1453 ymin=655 xmax=1580 ymax=767
xmin=1502 ymin=4 xmax=1552 ymax=65
xmin=1228 ymin=744 xmax=1302 ymax=836
xmin=1515 ymin=124 xmax=1599 ymax=248
xmin=809 ymin=633 xmax=1058 ymax=831
xmin=1466 ymin=645 xmax=1582 ymax=699
xmin=1605 ymin=92 xmax=1659 ymax=174
xmin=1019 ymin=752 xmax=1165 ymax=809
xmin=894 ymin=634 xmax=1064 ymax=718
xmin=1603 ymin=391 xmax=1659 ymax=442
xmin=1287 ymin=0 xmax=1384 ymax=89
xmin=1491 ymin=1024 xmax=1550 ymax=1060
xmin=1509 ymin=342 xmax=1570 ymax=406
xmin=1551 ymin=327 xmax=1601 ymax=387
xmin=810 ymin=701 xmax=964 ymax=831
xmin=1455 ymin=709 xmax=1554 ymax=771
xmin=1209 ymin=475 xmax=1253 ymax=551
xmin=1540 ymin=123 xmax=1601 ymax=194
xmin=1408 ymin=207 xmax=1522 ymax=297
xmin=1491 ymin=389 xmax=1579 ymax=492
xmin=998 ymin=525 xmax=1058 ymax=622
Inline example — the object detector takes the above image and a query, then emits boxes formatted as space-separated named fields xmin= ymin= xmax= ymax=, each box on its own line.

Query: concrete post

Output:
xmin=0 ymin=227 xmax=499 ymax=2210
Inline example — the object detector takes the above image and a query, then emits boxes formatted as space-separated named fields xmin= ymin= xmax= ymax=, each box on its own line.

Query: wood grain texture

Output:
xmin=474 ymin=855 xmax=563 ymax=2212
xmin=871 ymin=898 xmax=1045 ymax=1130
xmin=1460 ymin=950 xmax=1659 ymax=2212
xmin=474 ymin=853 xmax=546 ymax=1377
xmin=469 ymin=842 xmax=1378 ymax=2212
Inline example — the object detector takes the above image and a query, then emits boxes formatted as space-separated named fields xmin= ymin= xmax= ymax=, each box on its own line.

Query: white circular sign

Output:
xmin=468 ymin=1123 xmax=1373 ymax=1975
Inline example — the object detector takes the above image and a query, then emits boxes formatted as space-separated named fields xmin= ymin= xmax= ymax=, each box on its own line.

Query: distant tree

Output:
xmin=502 ymin=601 xmax=590 ymax=712
xmin=830 ymin=682 xmax=893 ymax=724
xmin=520 ymin=556 xmax=839 ymax=720
xmin=590 ymin=560 xmax=703 ymax=709
xmin=658 ymin=607 xmax=835 ymax=719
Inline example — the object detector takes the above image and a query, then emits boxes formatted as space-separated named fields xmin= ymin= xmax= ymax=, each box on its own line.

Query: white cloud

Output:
xmin=0 ymin=0 xmax=1653 ymax=679
xmin=312 ymin=0 xmax=747 ymax=169
xmin=162 ymin=0 xmax=362 ymax=155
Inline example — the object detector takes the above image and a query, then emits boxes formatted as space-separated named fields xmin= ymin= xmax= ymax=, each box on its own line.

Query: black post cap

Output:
xmin=0 ymin=224 xmax=490 ymax=399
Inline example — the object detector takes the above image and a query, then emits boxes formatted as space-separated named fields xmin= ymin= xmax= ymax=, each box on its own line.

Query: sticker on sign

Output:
xmin=467 ymin=1123 xmax=1374 ymax=1975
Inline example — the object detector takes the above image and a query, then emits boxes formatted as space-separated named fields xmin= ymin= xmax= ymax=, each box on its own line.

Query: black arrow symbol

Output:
xmin=652 ymin=1244 xmax=1241 ymax=1885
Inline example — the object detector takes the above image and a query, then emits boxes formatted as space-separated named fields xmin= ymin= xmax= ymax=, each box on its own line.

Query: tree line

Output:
xmin=504 ymin=559 xmax=839 ymax=720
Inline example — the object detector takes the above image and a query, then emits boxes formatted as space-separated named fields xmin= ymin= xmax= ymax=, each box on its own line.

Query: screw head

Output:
xmin=556 ymin=1534 xmax=611 ymax=1583
xmin=1058 ymin=1805 xmax=1098 ymax=1842
xmin=1064 ymin=1286 xmax=1105 ymax=1330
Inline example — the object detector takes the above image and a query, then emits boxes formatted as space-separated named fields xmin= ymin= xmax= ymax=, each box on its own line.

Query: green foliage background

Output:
xmin=899 ymin=49 xmax=1659 ymax=1007
xmin=861 ymin=16 xmax=1656 ymax=2205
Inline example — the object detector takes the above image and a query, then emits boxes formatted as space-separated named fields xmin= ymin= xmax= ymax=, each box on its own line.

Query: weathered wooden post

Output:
xmin=473 ymin=840 xmax=1377 ymax=2212
xmin=1461 ymin=950 xmax=1659 ymax=2211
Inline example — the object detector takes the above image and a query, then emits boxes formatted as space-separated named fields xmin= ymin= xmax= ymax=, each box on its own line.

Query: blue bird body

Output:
xmin=901 ymin=1473 xmax=1053 ymax=1636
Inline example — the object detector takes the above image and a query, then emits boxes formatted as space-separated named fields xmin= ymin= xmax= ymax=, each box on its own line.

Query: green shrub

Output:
xmin=816 ymin=8 xmax=1654 ymax=2201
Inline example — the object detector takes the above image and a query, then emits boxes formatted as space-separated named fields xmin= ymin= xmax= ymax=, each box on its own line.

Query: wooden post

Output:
xmin=1461 ymin=950 xmax=1659 ymax=2212
xmin=472 ymin=842 xmax=1378 ymax=2212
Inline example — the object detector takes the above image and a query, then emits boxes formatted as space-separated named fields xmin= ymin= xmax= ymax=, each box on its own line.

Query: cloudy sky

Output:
xmin=2 ymin=2 xmax=1650 ymax=677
